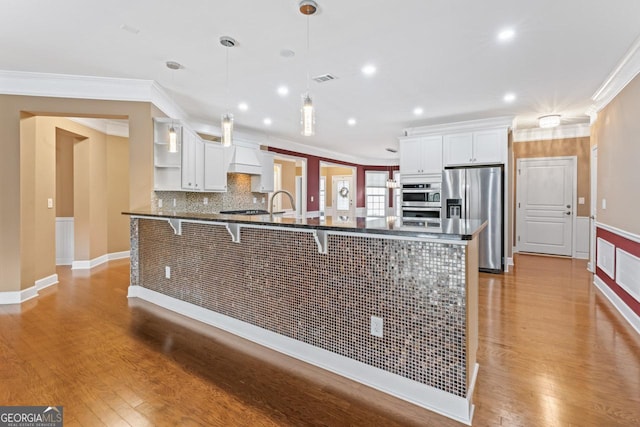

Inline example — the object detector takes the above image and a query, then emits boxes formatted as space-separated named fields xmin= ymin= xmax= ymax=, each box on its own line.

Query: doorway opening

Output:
xmin=273 ymin=154 xmax=307 ymax=216
xmin=320 ymin=161 xmax=356 ymax=217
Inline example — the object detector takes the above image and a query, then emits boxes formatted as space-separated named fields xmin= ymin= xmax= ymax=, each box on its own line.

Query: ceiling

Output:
xmin=2 ymin=1 xmax=639 ymax=161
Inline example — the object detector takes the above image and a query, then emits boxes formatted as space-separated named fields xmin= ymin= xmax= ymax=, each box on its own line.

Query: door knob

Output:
xmin=566 ymin=204 xmax=571 ymax=208
xmin=565 ymin=212 xmax=571 ymax=215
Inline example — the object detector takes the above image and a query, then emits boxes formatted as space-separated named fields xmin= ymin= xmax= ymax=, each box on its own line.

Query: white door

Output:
xmin=332 ymin=175 xmax=355 ymax=217
xmin=589 ymin=146 xmax=598 ymax=272
xmin=516 ymin=157 xmax=575 ymax=256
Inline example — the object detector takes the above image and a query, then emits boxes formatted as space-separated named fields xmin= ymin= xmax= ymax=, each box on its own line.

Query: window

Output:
xmin=365 ymin=171 xmax=388 ymax=217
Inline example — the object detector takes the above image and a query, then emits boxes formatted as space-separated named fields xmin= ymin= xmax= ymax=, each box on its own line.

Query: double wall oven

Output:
xmin=400 ymin=177 xmax=441 ymax=222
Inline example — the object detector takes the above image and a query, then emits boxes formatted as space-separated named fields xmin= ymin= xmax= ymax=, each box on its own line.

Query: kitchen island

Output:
xmin=125 ymin=210 xmax=485 ymax=424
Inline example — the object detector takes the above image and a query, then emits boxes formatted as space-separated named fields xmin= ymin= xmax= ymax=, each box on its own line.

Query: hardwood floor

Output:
xmin=1 ymin=254 xmax=639 ymax=426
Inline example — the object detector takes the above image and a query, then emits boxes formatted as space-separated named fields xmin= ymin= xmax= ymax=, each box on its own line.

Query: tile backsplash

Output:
xmin=152 ymin=173 xmax=267 ymax=213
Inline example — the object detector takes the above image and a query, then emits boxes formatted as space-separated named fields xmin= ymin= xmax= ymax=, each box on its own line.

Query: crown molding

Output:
xmin=266 ymin=136 xmax=398 ymax=166
xmin=513 ymin=123 xmax=591 ymax=142
xmin=0 ymin=69 xmax=189 ymax=122
xmin=590 ymin=34 xmax=640 ymax=113
xmin=67 ymin=118 xmax=130 ymax=138
xmin=404 ymin=116 xmax=515 ymax=137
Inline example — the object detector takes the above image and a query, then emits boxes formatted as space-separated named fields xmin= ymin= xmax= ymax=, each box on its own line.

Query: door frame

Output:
xmin=515 ymin=155 xmax=578 ymax=257
xmin=588 ymin=146 xmax=598 ymax=272
xmin=319 ymin=161 xmax=357 ymax=217
xmin=273 ymin=154 xmax=307 ymax=217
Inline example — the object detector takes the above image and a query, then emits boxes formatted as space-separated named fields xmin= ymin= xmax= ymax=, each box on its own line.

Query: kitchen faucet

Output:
xmin=269 ymin=190 xmax=296 ymax=216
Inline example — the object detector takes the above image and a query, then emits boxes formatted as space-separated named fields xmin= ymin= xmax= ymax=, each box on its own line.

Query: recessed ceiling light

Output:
xmin=347 ymin=118 xmax=356 ymax=126
xmin=497 ymin=28 xmax=515 ymax=42
xmin=413 ymin=107 xmax=424 ymax=116
xmin=361 ymin=64 xmax=377 ymax=76
xmin=238 ymin=102 xmax=248 ymax=111
xmin=263 ymin=118 xmax=272 ymax=126
xmin=277 ymin=86 xmax=289 ymax=96
xmin=503 ymin=93 xmax=516 ymax=102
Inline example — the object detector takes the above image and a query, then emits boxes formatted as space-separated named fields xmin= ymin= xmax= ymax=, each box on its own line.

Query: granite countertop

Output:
xmin=124 ymin=210 xmax=487 ymax=241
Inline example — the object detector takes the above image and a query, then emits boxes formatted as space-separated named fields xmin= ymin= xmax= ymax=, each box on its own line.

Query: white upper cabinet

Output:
xmin=181 ymin=127 xmax=204 ymax=191
xmin=153 ymin=118 xmax=182 ymax=191
xmin=399 ymin=135 xmax=443 ymax=175
xmin=251 ymin=151 xmax=275 ymax=193
xmin=203 ymin=142 xmax=227 ymax=192
xmin=444 ymin=129 xmax=505 ymax=166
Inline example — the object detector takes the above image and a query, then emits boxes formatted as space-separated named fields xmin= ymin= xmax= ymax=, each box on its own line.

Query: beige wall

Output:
xmin=591 ymin=73 xmax=640 ymax=235
xmin=55 ymin=130 xmax=75 ymax=217
xmin=321 ymin=166 xmax=354 ymax=207
xmin=107 ymin=135 xmax=131 ymax=253
xmin=274 ymin=159 xmax=297 ymax=209
xmin=1 ymin=95 xmax=154 ymax=292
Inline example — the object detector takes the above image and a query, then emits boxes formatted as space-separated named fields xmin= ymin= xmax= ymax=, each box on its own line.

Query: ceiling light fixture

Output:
xmin=166 ymin=61 xmax=181 ymax=153
xmin=538 ymin=114 xmax=561 ymax=128
xmin=347 ymin=118 xmax=356 ymax=126
xmin=220 ymin=36 xmax=237 ymax=147
xmin=498 ymin=28 xmax=515 ymax=42
xmin=299 ymin=0 xmax=318 ymax=137
xmin=503 ymin=93 xmax=516 ymax=102
xmin=263 ymin=118 xmax=272 ymax=126
xmin=362 ymin=64 xmax=377 ymax=76
xmin=413 ymin=107 xmax=424 ymax=116
xmin=277 ymin=85 xmax=289 ymax=96
xmin=238 ymin=102 xmax=248 ymax=111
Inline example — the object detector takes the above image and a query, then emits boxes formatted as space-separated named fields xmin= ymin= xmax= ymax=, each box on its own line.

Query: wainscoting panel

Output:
xmin=597 ymin=237 xmax=615 ymax=279
xmin=55 ymin=217 xmax=74 ymax=265
xmin=616 ymin=248 xmax=640 ymax=303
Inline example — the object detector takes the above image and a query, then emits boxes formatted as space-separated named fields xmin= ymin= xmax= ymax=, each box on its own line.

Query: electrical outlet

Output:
xmin=253 ymin=197 xmax=257 ymax=204
xmin=158 ymin=199 xmax=163 ymax=208
xmin=311 ymin=196 xmax=314 ymax=202
xmin=173 ymin=198 xmax=177 ymax=208
xmin=261 ymin=197 xmax=265 ymax=203
xmin=602 ymin=198 xmax=607 ymax=210
xmin=165 ymin=266 xmax=171 ymax=279
xmin=203 ymin=197 xmax=208 ymax=205
xmin=578 ymin=197 xmax=585 ymax=205
xmin=370 ymin=316 xmax=383 ymax=337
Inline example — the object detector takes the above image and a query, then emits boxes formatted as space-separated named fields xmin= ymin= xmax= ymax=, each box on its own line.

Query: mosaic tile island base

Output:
xmin=126 ymin=211 xmax=483 ymax=424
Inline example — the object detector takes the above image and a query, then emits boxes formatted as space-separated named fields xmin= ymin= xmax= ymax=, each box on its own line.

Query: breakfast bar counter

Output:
xmin=125 ymin=210 xmax=485 ymax=424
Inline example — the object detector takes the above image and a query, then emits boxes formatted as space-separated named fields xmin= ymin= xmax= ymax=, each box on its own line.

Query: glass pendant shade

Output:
xmin=301 ymin=94 xmax=315 ymax=136
xmin=221 ymin=113 xmax=234 ymax=147
xmin=168 ymin=126 xmax=178 ymax=153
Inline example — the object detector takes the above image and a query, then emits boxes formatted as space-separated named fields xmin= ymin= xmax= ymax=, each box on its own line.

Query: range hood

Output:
xmin=227 ymin=146 xmax=262 ymax=175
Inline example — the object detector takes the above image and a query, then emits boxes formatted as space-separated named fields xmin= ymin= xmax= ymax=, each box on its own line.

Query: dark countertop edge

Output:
xmin=123 ymin=211 xmax=486 ymax=241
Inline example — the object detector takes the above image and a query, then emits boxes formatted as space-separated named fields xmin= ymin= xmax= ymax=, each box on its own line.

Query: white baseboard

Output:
xmin=594 ymin=276 xmax=640 ymax=335
xmin=108 ymin=250 xmax=130 ymax=261
xmin=72 ymin=250 xmax=130 ymax=270
xmin=128 ymin=285 xmax=476 ymax=425
xmin=0 ymin=285 xmax=38 ymax=305
xmin=35 ymin=274 xmax=59 ymax=290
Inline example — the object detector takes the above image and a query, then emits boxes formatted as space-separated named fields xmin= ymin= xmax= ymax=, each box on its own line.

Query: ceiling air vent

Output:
xmin=312 ymin=74 xmax=338 ymax=83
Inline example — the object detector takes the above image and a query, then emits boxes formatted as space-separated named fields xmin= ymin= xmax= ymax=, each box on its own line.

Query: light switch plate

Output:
xmin=203 ymin=197 xmax=208 ymax=205
xmin=578 ymin=197 xmax=585 ymax=205
xmin=47 ymin=198 xmax=53 ymax=209
xmin=602 ymin=198 xmax=607 ymax=209
xmin=158 ymin=199 xmax=163 ymax=208
xmin=370 ymin=315 xmax=383 ymax=337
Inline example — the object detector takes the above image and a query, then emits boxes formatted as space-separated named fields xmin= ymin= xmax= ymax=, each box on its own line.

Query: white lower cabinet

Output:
xmin=204 ymin=142 xmax=227 ymax=191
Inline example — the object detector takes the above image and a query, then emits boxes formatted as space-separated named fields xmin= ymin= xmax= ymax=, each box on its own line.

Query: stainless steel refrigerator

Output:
xmin=442 ymin=166 xmax=503 ymax=273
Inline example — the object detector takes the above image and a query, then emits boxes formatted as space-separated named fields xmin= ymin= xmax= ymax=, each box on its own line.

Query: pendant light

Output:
xmin=220 ymin=36 xmax=236 ymax=147
xmin=166 ymin=61 xmax=181 ymax=153
xmin=299 ymin=0 xmax=318 ymax=136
